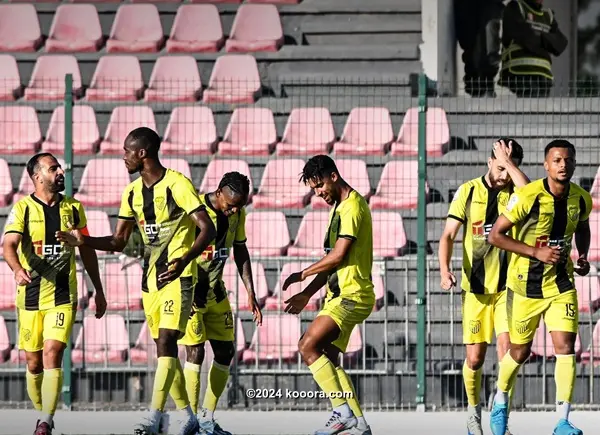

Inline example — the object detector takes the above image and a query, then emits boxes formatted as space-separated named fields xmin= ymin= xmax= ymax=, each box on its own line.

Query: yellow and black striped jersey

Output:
xmin=447 ymin=177 xmax=514 ymax=294
xmin=503 ymin=178 xmax=592 ymax=299
xmin=118 ymin=169 xmax=203 ymax=293
xmin=4 ymin=194 xmax=89 ymax=311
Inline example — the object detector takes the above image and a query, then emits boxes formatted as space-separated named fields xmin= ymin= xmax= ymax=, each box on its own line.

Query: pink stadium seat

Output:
xmin=372 ymin=264 xmax=386 ymax=311
xmin=203 ymin=55 xmax=261 ymax=104
xmin=13 ymin=158 xmax=65 ymax=203
xmin=264 ymin=262 xmax=324 ymax=311
xmin=584 ymin=212 xmax=600 ymax=261
xmin=310 ymin=159 xmax=371 ymax=209
xmin=85 ymin=56 xmax=144 ymax=102
xmin=373 ymin=211 xmax=408 ymax=257
xmin=276 ymin=108 xmax=335 ymax=156
xmin=84 ymin=209 xmax=112 ymax=238
xmin=576 ymin=266 xmax=600 ymax=313
xmin=107 ymin=5 xmax=164 ymax=53
xmin=46 ymin=4 xmax=103 ymax=53
xmin=71 ymin=314 xmax=129 ymax=364
xmin=0 ymin=55 xmax=21 ymax=101
xmin=223 ymin=261 xmax=269 ymax=311
xmin=390 ymin=107 xmax=450 ymax=157
xmin=581 ymin=320 xmax=600 ymax=365
xmin=0 ymin=5 xmax=42 ymax=52
xmin=226 ymin=4 xmax=283 ymax=53
xmin=241 ymin=314 xmax=300 ymax=364
xmin=99 ymin=106 xmax=156 ymax=155
xmin=0 ymin=262 xmax=15 ymax=310
xmin=0 ymin=106 xmax=42 ymax=154
xmin=0 ymin=159 xmax=13 ymax=207
xmin=217 ymin=108 xmax=276 ymax=156
xmin=198 ymin=159 xmax=253 ymax=194
xmin=287 ymin=212 xmax=329 ymax=257
xmin=88 ymin=262 xmax=143 ymax=311
xmin=0 ymin=316 xmax=9 ymax=362
xmin=590 ymin=168 xmax=600 ymax=210
xmin=162 ymin=158 xmax=192 ymax=180
xmin=145 ymin=56 xmax=202 ymax=103
xmin=130 ymin=322 xmax=156 ymax=364
xmin=246 ymin=0 xmax=300 ymax=3
xmin=530 ymin=320 xmax=582 ymax=360
xmin=245 ymin=211 xmax=290 ymax=257
xmin=252 ymin=159 xmax=311 ymax=209
xmin=74 ymin=159 xmax=131 ymax=207
xmin=166 ymin=5 xmax=224 ymax=53
xmin=42 ymin=105 xmax=99 ymax=154
xmin=343 ymin=326 xmax=363 ymax=363
xmin=190 ymin=0 xmax=242 ymax=3
xmin=332 ymin=107 xmax=394 ymax=156
xmin=369 ymin=160 xmax=424 ymax=210
xmin=24 ymin=55 xmax=82 ymax=101
xmin=161 ymin=106 xmax=217 ymax=155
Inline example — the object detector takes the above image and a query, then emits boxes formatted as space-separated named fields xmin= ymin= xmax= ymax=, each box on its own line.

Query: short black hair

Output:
xmin=218 ymin=172 xmax=250 ymax=197
xmin=125 ymin=127 xmax=161 ymax=158
xmin=27 ymin=152 xmax=55 ymax=177
xmin=299 ymin=155 xmax=339 ymax=184
xmin=491 ymin=138 xmax=524 ymax=164
xmin=544 ymin=139 xmax=576 ymax=157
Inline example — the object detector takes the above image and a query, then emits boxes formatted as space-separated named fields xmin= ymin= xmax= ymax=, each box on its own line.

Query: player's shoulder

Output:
xmin=570 ymin=182 xmax=591 ymax=200
xmin=165 ymin=168 xmax=193 ymax=185
xmin=451 ymin=178 xmax=479 ymax=201
xmin=60 ymin=194 xmax=83 ymax=208
xmin=517 ymin=178 xmax=546 ymax=197
xmin=348 ymin=190 xmax=370 ymax=213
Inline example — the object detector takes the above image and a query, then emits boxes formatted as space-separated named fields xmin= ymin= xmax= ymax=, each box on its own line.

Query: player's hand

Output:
xmin=533 ymin=245 xmax=562 ymax=264
xmin=94 ymin=292 xmax=107 ymax=319
xmin=14 ymin=268 xmax=31 ymax=286
xmin=282 ymin=271 xmax=305 ymax=291
xmin=158 ymin=257 xmax=187 ymax=283
xmin=440 ymin=271 xmax=457 ymax=291
xmin=574 ymin=257 xmax=590 ymax=276
xmin=493 ymin=139 xmax=512 ymax=163
xmin=248 ymin=293 xmax=263 ymax=326
xmin=55 ymin=224 xmax=84 ymax=247
xmin=284 ymin=292 xmax=310 ymax=315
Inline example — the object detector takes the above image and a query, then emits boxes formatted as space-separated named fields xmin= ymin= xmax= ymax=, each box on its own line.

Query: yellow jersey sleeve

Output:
xmin=173 ymin=175 xmax=203 ymax=215
xmin=73 ymin=201 xmax=90 ymax=236
xmin=4 ymin=201 xmax=25 ymax=235
xmin=118 ymin=186 xmax=135 ymax=221
xmin=503 ymin=188 xmax=536 ymax=224
xmin=580 ymin=191 xmax=593 ymax=222
xmin=339 ymin=200 xmax=363 ymax=241
xmin=234 ymin=208 xmax=247 ymax=244
xmin=447 ymin=183 xmax=469 ymax=223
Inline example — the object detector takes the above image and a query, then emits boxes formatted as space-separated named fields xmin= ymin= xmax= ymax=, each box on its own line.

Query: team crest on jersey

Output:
xmin=506 ymin=194 xmax=519 ymax=212
xmin=330 ymin=217 xmax=339 ymax=234
xmin=61 ymin=215 xmax=72 ymax=228
xmin=498 ymin=194 xmax=508 ymax=207
xmin=6 ymin=208 xmax=16 ymax=226
xmin=191 ymin=320 xmax=202 ymax=336
xmin=568 ymin=205 xmax=579 ymax=222
xmin=469 ymin=320 xmax=481 ymax=335
xmin=155 ymin=197 xmax=166 ymax=211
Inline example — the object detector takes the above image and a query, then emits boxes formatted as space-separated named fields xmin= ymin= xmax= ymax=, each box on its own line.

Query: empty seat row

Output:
xmin=0 ymin=4 xmax=284 ymax=53
xmin=5 ymin=0 xmax=299 ymax=5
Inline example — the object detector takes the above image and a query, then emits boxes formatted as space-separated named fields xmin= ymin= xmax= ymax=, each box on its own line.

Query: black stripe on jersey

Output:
xmin=43 ymin=201 xmax=70 ymax=307
xmin=448 ymin=214 xmax=465 ymax=224
xmin=470 ymin=183 xmax=499 ymax=294
xmin=327 ymin=272 xmax=341 ymax=299
xmin=551 ymin=196 xmax=573 ymax=293
xmin=153 ymin=188 xmax=180 ymax=290
xmin=206 ymin=194 xmax=230 ymax=303
xmin=72 ymin=205 xmax=80 ymax=228
xmin=525 ymin=198 xmax=543 ymax=298
xmin=118 ymin=190 xmax=136 ymax=221
xmin=141 ymin=185 xmax=156 ymax=292
xmin=20 ymin=206 xmax=41 ymax=310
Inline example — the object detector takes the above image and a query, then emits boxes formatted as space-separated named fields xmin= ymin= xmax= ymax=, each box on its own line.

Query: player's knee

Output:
xmin=213 ymin=342 xmax=235 ymax=366
xmin=26 ymin=352 xmax=43 ymax=374
xmin=186 ymin=344 xmax=205 ymax=365
xmin=466 ymin=354 xmax=485 ymax=370
xmin=298 ymin=335 xmax=318 ymax=363
xmin=42 ymin=341 xmax=66 ymax=368
xmin=510 ymin=345 xmax=531 ymax=364
xmin=156 ymin=329 xmax=180 ymax=357
xmin=554 ymin=342 xmax=575 ymax=355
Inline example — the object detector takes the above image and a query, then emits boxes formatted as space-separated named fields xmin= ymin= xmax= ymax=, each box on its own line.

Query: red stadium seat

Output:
xmin=245 ymin=211 xmax=290 ymax=257
xmin=0 ymin=55 xmax=22 ymax=101
xmin=13 ymin=158 xmax=65 ymax=203
xmin=0 ymin=316 xmax=9 ymax=362
xmin=99 ymin=106 xmax=156 ymax=155
xmin=161 ymin=106 xmax=217 ymax=156
xmin=310 ymin=159 xmax=371 ymax=209
xmin=0 ymin=4 xmax=42 ymax=52
xmin=332 ymin=107 xmax=394 ymax=156
xmin=46 ymin=4 xmax=103 ymax=53
xmin=145 ymin=56 xmax=202 ymax=103
xmin=202 ymin=54 xmax=261 ymax=104
xmin=88 ymin=262 xmax=143 ymax=311
xmin=530 ymin=320 xmax=582 ymax=360
xmin=71 ymin=314 xmax=129 ymax=364
xmin=223 ymin=261 xmax=269 ymax=311
xmin=581 ymin=320 xmax=600 ymax=365
xmin=166 ymin=5 xmax=224 ymax=53
xmin=42 ymin=105 xmax=99 ymax=154
xmin=85 ymin=56 xmax=144 ymax=102
xmin=287 ymin=211 xmax=329 ymax=257
xmin=23 ymin=55 xmax=82 ymax=101
xmin=373 ymin=211 xmax=408 ymax=257
xmin=74 ymin=159 xmax=131 ymax=207
xmin=390 ymin=107 xmax=450 ymax=157
xmin=275 ymin=107 xmax=335 ymax=156
xmin=576 ymin=265 xmax=600 ymax=313
xmin=198 ymin=159 xmax=253 ymax=194
xmin=264 ymin=262 xmax=324 ymax=311
xmin=226 ymin=4 xmax=283 ymax=53
xmin=241 ymin=314 xmax=300 ymax=364
xmin=107 ymin=5 xmax=164 ymax=53
xmin=252 ymin=159 xmax=311 ymax=209
xmin=217 ymin=108 xmax=276 ymax=156
xmin=162 ymin=158 xmax=192 ymax=180
xmin=0 ymin=262 xmax=15 ymax=310
xmin=369 ymin=160 xmax=425 ymax=210
xmin=0 ymin=105 xmax=42 ymax=154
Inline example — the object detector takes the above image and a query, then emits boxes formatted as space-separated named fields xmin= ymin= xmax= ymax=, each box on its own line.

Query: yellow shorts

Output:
xmin=507 ymin=288 xmax=579 ymax=345
xmin=178 ymin=298 xmax=234 ymax=346
xmin=318 ymin=296 xmax=374 ymax=352
xmin=17 ymin=304 xmax=76 ymax=352
xmin=142 ymin=277 xmax=194 ymax=340
xmin=461 ymin=290 xmax=509 ymax=344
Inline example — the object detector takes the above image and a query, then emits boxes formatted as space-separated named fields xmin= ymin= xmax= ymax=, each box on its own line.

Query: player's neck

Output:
xmin=546 ymin=177 xmax=569 ymax=198
xmin=337 ymin=182 xmax=353 ymax=203
xmin=140 ymin=161 xmax=166 ymax=188
xmin=33 ymin=190 xmax=60 ymax=206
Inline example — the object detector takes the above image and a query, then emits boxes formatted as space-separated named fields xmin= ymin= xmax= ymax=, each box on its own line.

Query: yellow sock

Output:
xmin=169 ymin=359 xmax=190 ymax=410
xmin=308 ymin=355 xmax=346 ymax=408
xmin=555 ymin=354 xmax=576 ymax=403
xmin=184 ymin=362 xmax=201 ymax=414
xmin=462 ymin=361 xmax=482 ymax=407
xmin=151 ymin=357 xmax=177 ymax=412
xmin=41 ymin=368 xmax=62 ymax=417
xmin=27 ymin=370 xmax=43 ymax=411
xmin=202 ymin=362 xmax=230 ymax=412
xmin=336 ymin=366 xmax=362 ymax=417
xmin=497 ymin=352 xmax=522 ymax=393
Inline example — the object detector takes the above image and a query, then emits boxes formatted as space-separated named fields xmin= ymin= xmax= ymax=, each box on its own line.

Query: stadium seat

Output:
xmin=145 ymin=56 xmax=202 ymax=103
xmin=23 ymin=55 xmax=82 ymax=101
xmin=13 ymin=158 xmax=65 ymax=203
xmin=99 ymin=106 xmax=157 ymax=154
xmin=369 ymin=160 xmax=423 ymax=209
xmin=310 ymin=159 xmax=371 ymax=209
xmin=88 ymin=262 xmax=143 ymax=311
xmin=0 ymin=4 xmax=42 ymax=52
xmin=107 ymin=4 xmax=164 ymax=53
xmin=84 ymin=209 xmax=112 ymax=247
xmin=161 ymin=106 xmax=217 ymax=156
xmin=373 ymin=211 xmax=408 ymax=257
xmin=0 ymin=316 xmax=9 ymax=362
xmin=372 ymin=263 xmax=386 ymax=311
xmin=217 ymin=108 xmax=276 ymax=156
xmin=162 ymin=158 xmax=192 ymax=179
xmin=190 ymin=0 xmax=242 ymax=3
xmin=74 ymin=159 xmax=131 ymax=207
xmin=226 ymin=4 xmax=283 ymax=53
xmin=342 ymin=326 xmax=363 ymax=364
xmin=275 ymin=107 xmax=335 ymax=156
xmin=590 ymin=168 xmax=600 ymax=209
xmin=390 ymin=107 xmax=450 ymax=157
xmin=585 ymin=211 xmax=600 ymax=261
xmin=581 ymin=320 xmax=600 ymax=365
xmin=264 ymin=262 xmax=325 ymax=311
xmin=129 ymin=322 xmax=156 ymax=364
xmin=0 ymin=261 xmax=15 ymax=310
xmin=71 ymin=314 xmax=129 ymax=364
xmin=0 ymin=105 xmax=42 ymax=154
xmin=223 ymin=261 xmax=269 ymax=311
xmin=245 ymin=211 xmax=290 ymax=257
xmin=246 ymin=0 xmax=301 ymax=3
xmin=287 ymin=211 xmax=329 ymax=257
xmin=0 ymin=159 xmax=13 ymax=207
xmin=166 ymin=5 xmax=224 ymax=53
xmin=0 ymin=55 xmax=22 ymax=101
xmin=42 ymin=105 xmax=100 ymax=154
xmin=576 ymin=266 xmax=600 ymax=313
xmin=530 ymin=320 xmax=582 ymax=360
xmin=198 ymin=159 xmax=253 ymax=194
xmin=241 ymin=314 xmax=301 ymax=364
xmin=202 ymin=54 xmax=261 ymax=104
xmin=85 ymin=56 xmax=144 ymax=102
xmin=46 ymin=4 xmax=103 ymax=53
xmin=332 ymin=107 xmax=394 ymax=156
xmin=252 ymin=159 xmax=311 ymax=208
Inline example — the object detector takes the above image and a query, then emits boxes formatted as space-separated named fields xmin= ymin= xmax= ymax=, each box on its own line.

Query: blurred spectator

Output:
xmin=455 ymin=0 xmax=504 ymax=97
xmin=499 ymin=0 xmax=568 ymax=97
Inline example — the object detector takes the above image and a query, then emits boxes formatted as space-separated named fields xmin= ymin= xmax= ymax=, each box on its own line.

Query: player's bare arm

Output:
xmin=55 ymin=218 xmax=135 ymax=252
xmin=493 ymin=140 xmax=530 ymax=187
xmin=233 ymin=242 xmax=263 ymax=326
xmin=438 ymin=218 xmax=462 ymax=290
xmin=284 ymin=272 xmax=328 ymax=315
xmin=574 ymin=218 xmax=591 ymax=276
xmin=488 ymin=215 xmax=561 ymax=264
xmin=78 ymin=245 xmax=106 ymax=319
xmin=2 ymin=233 xmax=31 ymax=285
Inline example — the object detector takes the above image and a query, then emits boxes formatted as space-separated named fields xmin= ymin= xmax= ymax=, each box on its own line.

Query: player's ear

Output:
xmin=543 ymin=160 xmax=549 ymax=171
xmin=487 ymin=157 xmax=493 ymax=169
